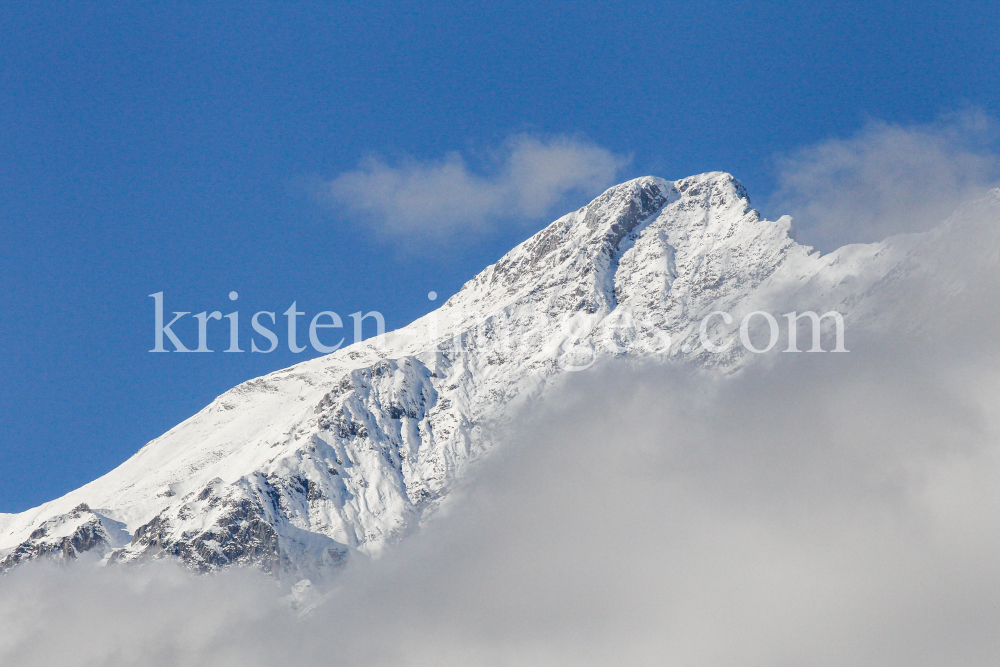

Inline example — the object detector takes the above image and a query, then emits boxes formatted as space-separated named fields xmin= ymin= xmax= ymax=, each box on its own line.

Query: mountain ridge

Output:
xmin=0 ymin=171 xmax=928 ymax=578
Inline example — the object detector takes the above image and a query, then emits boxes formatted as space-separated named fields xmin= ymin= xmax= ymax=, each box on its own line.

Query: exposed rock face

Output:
xmin=0 ymin=504 xmax=129 ymax=573
xmin=3 ymin=172 xmax=975 ymax=578
xmin=110 ymin=476 xmax=345 ymax=577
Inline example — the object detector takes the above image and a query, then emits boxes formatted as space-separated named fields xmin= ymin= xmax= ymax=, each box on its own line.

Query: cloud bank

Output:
xmin=4 ymin=343 xmax=1000 ymax=665
xmin=322 ymin=135 xmax=629 ymax=236
xmin=771 ymin=110 xmax=1000 ymax=252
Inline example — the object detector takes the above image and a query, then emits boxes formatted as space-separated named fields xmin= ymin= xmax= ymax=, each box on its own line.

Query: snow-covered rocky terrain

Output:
xmin=2 ymin=171 xmax=991 ymax=579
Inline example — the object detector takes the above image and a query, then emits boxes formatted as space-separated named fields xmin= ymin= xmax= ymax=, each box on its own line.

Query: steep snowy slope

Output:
xmin=0 ymin=172 xmax=953 ymax=578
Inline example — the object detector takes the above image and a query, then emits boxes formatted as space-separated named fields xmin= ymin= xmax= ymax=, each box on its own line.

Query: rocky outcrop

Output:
xmin=0 ymin=504 xmax=128 ymax=572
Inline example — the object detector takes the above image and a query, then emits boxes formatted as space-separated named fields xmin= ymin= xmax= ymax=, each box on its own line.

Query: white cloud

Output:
xmin=322 ymin=135 xmax=629 ymax=236
xmin=770 ymin=110 xmax=1000 ymax=252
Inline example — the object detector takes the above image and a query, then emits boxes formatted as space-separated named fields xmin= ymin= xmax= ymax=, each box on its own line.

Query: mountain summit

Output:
xmin=0 ymin=173 xmax=922 ymax=578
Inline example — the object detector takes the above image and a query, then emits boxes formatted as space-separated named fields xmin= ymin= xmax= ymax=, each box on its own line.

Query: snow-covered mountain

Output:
xmin=0 ymin=171 xmax=971 ymax=579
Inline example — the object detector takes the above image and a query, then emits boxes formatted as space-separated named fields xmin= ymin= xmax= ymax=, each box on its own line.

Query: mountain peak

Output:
xmin=675 ymin=170 xmax=748 ymax=200
xmin=433 ymin=171 xmax=760 ymax=330
xmin=0 ymin=172 xmax=910 ymax=579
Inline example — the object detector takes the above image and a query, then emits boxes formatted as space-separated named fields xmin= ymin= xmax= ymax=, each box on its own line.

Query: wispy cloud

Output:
xmin=321 ymin=135 xmax=630 ymax=236
xmin=771 ymin=110 xmax=1000 ymax=252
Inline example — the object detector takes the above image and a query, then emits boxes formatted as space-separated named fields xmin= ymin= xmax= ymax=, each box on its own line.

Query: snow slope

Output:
xmin=0 ymin=172 xmax=962 ymax=578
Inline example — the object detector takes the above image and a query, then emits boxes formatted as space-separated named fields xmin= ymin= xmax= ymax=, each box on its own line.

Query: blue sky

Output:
xmin=1 ymin=0 xmax=998 ymax=512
